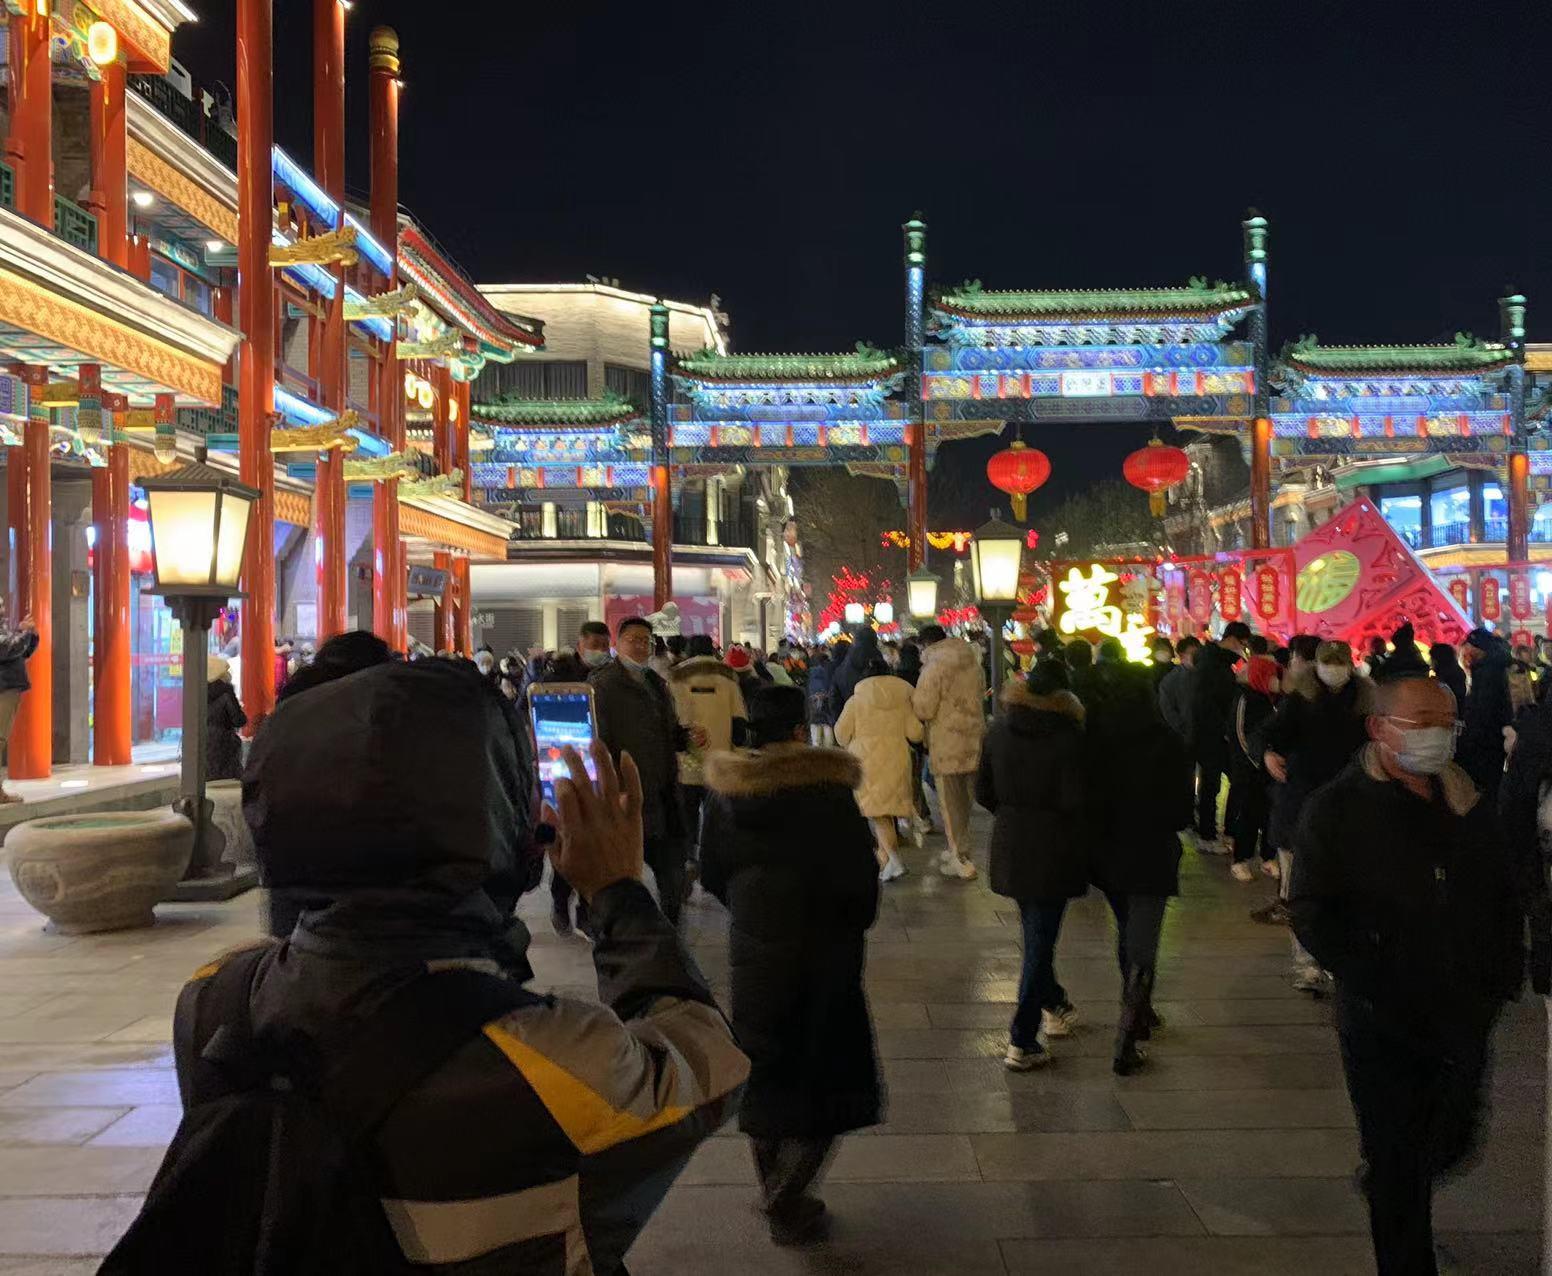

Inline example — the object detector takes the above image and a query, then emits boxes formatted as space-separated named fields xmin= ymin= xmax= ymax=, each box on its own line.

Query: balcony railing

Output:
xmin=507 ymin=506 xmax=756 ymax=549
xmin=0 ymin=161 xmax=12 ymax=210
xmin=53 ymin=196 xmax=98 ymax=255
xmin=177 ymin=384 xmax=239 ymax=439
xmin=128 ymin=73 xmax=239 ymax=171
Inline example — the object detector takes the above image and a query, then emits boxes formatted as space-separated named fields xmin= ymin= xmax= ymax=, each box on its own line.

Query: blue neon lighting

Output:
xmin=272 ymin=147 xmax=339 ymax=225
xmin=349 ymin=428 xmax=391 ymax=457
xmin=344 ymin=213 xmax=393 ymax=277
xmin=273 ymin=384 xmax=334 ymax=426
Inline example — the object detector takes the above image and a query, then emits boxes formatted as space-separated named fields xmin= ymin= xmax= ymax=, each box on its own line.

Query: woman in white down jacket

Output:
xmin=835 ymin=654 xmax=923 ymax=882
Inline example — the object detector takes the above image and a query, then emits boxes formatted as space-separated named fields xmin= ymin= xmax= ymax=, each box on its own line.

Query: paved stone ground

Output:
xmin=0 ymin=809 xmax=1543 ymax=1274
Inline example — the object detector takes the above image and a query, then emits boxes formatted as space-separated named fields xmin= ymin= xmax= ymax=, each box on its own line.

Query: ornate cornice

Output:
xmin=398 ymin=496 xmax=512 ymax=559
xmin=126 ymin=136 xmax=239 ymax=244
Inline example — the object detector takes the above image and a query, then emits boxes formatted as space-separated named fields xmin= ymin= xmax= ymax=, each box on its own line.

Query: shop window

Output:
xmin=1380 ymin=494 xmax=1423 ymax=548
xmin=149 ymin=256 xmax=181 ymax=302
xmin=1430 ymin=485 xmax=1471 ymax=546
xmin=1482 ymin=483 xmax=1507 ymax=544
xmin=1533 ymin=504 xmax=1552 ymax=544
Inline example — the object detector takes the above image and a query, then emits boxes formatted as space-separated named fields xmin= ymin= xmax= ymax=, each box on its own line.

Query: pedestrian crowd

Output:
xmin=90 ymin=610 xmax=1552 ymax=1276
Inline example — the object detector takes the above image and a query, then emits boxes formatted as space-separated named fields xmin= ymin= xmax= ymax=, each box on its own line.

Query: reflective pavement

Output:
xmin=0 ymin=810 xmax=1542 ymax=1273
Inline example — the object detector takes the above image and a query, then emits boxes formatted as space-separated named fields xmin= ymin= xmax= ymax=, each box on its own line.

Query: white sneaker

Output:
xmin=912 ymin=815 xmax=930 ymax=847
xmin=938 ymin=851 xmax=977 ymax=880
xmin=1261 ymin=858 xmax=1282 ymax=881
xmin=1004 ymin=1043 xmax=1050 ymax=1071
xmin=879 ymin=853 xmax=908 ymax=883
xmin=1041 ymin=1006 xmax=1079 ymax=1038
xmin=1230 ymin=860 xmax=1256 ymax=883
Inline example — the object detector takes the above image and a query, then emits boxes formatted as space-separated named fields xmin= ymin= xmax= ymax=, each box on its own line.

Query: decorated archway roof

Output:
xmin=397 ymin=226 xmax=544 ymax=364
xmin=932 ymin=279 xmax=1255 ymax=321
xmin=470 ymin=394 xmax=640 ymax=428
xmin=672 ymin=346 xmax=903 ymax=385
xmin=1278 ymin=334 xmax=1514 ymax=377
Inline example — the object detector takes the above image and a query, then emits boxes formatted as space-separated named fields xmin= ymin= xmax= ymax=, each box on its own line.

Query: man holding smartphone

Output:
xmin=591 ymin=615 xmax=702 ymax=924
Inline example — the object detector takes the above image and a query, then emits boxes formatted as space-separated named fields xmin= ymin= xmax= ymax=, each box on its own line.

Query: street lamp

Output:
xmin=140 ymin=460 xmax=260 ymax=901
xmin=907 ymin=567 xmax=940 ymax=620
xmin=970 ymin=517 xmax=1025 ymax=698
xmin=874 ymin=600 xmax=895 ymax=626
xmin=844 ymin=601 xmax=865 ymax=626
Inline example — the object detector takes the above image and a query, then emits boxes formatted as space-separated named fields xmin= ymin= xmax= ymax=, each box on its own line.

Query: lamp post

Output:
xmin=140 ymin=461 xmax=260 ymax=900
xmin=907 ymin=567 xmax=940 ymax=622
xmin=970 ymin=518 xmax=1024 ymax=699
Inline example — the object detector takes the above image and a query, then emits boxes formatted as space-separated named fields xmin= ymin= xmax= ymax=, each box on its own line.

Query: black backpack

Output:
xmin=99 ymin=948 xmax=539 ymax=1275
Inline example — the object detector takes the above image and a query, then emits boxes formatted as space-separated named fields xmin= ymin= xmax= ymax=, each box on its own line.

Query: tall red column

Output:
xmin=432 ymin=364 xmax=453 ymax=475
xmin=1249 ymin=415 xmax=1272 ymax=550
xmin=432 ymin=550 xmax=454 ymax=652
xmin=5 ymin=7 xmax=53 ymax=228
xmin=455 ymin=379 xmax=472 ymax=503
xmin=10 ymin=370 xmax=51 ymax=779
xmin=238 ymin=0 xmax=277 ymax=721
xmin=451 ymin=555 xmax=471 ymax=656
xmin=92 ymin=427 xmax=130 ymax=766
xmin=1509 ymin=450 xmax=1530 ymax=565
xmin=370 ymin=26 xmax=404 ymax=650
xmin=87 ymin=59 xmax=128 ymax=267
xmin=906 ymin=423 xmax=927 ymax=573
xmin=312 ymin=0 xmax=347 ymax=640
xmin=651 ymin=466 xmax=672 ymax=611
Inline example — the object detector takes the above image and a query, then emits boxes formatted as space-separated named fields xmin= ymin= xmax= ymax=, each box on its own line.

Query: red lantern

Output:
xmin=1122 ymin=439 xmax=1191 ymax=516
xmin=986 ymin=441 xmax=1051 ymax=522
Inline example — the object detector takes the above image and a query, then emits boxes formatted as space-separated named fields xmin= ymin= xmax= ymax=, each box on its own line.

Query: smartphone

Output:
xmin=528 ymin=682 xmax=598 ymax=805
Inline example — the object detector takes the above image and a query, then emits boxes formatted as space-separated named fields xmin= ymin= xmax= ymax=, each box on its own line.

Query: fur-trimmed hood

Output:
xmin=669 ymin=655 xmax=742 ymax=685
xmin=704 ymin=743 xmax=862 ymax=797
xmin=1001 ymin=676 xmax=1085 ymax=723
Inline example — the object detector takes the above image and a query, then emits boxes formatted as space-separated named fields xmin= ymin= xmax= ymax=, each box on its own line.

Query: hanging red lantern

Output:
xmin=986 ymin=440 xmax=1051 ymax=522
xmin=1122 ymin=439 xmax=1191 ymax=516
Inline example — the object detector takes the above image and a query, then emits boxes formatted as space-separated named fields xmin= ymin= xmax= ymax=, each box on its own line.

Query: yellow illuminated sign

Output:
xmin=1055 ymin=564 xmax=1155 ymax=663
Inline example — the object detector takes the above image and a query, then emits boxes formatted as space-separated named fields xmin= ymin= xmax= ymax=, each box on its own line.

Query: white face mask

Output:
xmin=581 ymin=648 xmax=611 ymax=669
xmin=1388 ymin=724 xmax=1456 ymax=776
xmin=1316 ymin=663 xmax=1352 ymax=690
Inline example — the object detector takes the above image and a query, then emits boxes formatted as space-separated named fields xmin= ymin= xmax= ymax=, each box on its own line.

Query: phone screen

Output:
xmin=530 ymin=687 xmax=597 ymax=804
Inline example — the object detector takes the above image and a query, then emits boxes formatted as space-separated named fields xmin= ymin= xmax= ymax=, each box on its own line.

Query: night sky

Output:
xmin=174 ymin=0 xmax=1552 ymax=519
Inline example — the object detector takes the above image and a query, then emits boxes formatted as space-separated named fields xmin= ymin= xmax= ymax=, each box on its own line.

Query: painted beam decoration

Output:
xmin=922 ymin=278 xmax=1257 ymax=426
xmin=1269 ymin=335 xmax=1517 ymax=460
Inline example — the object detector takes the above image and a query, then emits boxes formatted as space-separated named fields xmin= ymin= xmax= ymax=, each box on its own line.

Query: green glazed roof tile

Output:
xmin=933 ymin=277 xmax=1255 ymax=318
xmin=1280 ymin=334 xmax=1514 ymax=375
xmin=470 ymin=393 xmax=638 ymax=427
xmin=674 ymin=344 xmax=902 ymax=382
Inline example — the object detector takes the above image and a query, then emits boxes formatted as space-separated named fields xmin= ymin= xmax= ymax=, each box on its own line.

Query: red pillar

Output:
xmin=651 ymin=465 xmax=672 ymax=611
xmin=238 ymin=0 xmax=277 ymax=721
xmin=92 ymin=428 xmax=131 ymax=766
xmin=1249 ymin=415 xmax=1272 ymax=550
xmin=370 ymin=26 xmax=404 ymax=651
xmin=1509 ymin=450 xmax=1530 ymax=565
xmin=5 ymin=7 xmax=53 ymax=228
xmin=907 ymin=423 xmax=927 ymax=573
xmin=432 ymin=549 xmax=454 ymax=651
xmin=10 ymin=370 xmax=51 ymax=778
xmin=455 ymin=379 xmax=472 ymax=503
xmin=432 ymin=364 xmax=453 ymax=475
xmin=451 ymin=555 xmax=471 ymax=656
xmin=86 ymin=59 xmax=128 ymax=267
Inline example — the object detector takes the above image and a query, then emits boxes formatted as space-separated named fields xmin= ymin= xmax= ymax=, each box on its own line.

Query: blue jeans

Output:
xmin=1011 ymin=900 xmax=1069 ymax=1049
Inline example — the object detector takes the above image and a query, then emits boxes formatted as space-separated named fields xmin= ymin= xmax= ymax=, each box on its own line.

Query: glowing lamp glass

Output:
xmin=87 ymin=21 xmax=116 ymax=66
xmin=417 ymin=381 xmax=434 ymax=410
xmin=141 ymin=466 xmax=259 ymax=594
xmin=907 ymin=568 xmax=939 ymax=618
xmin=875 ymin=601 xmax=895 ymax=625
xmin=970 ymin=519 xmax=1024 ymax=605
xmin=844 ymin=602 xmax=865 ymax=625
xmin=403 ymin=371 xmax=417 ymax=400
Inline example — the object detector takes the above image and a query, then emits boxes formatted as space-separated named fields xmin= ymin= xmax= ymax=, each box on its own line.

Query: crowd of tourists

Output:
xmin=88 ymin=608 xmax=1552 ymax=1275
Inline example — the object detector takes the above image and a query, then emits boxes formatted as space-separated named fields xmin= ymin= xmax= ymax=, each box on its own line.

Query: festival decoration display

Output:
xmin=985 ymin=441 xmax=1051 ymax=521
xmin=1051 ymin=563 xmax=1155 ymax=662
xmin=817 ymin=566 xmax=894 ymax=633
xmin=1218 ymin=565 xmax=1243 ymax=621
xmin=1510 ymin=574 xmax=1533 ymax=622
xmin=1480 ymin=577 xmax=1502 ymax=623
xmin=883 ymin=530 xmax=975 ymax=553
xmin=1122 ymin=439 xmax=1190 ymax=515
xmin=1252 ymin=563 xmax=1283 ymax=623
xmin=1448 ymin=578 xmax=1471 ymax=612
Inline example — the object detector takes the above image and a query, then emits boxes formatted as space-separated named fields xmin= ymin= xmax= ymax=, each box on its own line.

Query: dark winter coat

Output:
xmin=1187 ymin=643 xmax=1240 ymax=766
xmin=1433 ymin=655 xmax=1468 ymax=720
xmin=1230 ymin=683 xmax=1277 ymax=783
xmin=205 ymin=679 xmax=247 ymax=781
xmin=829 ymin=626 xmax=879 ymax=716
xmin=806 ymin=657 xmax=836 ymax=727
xmin=1257 ymin=676 xmax=1374 ymax=851
xmin=1292 ymin=748 xmax=1526 ymax=1038
xmin=700 ymin=744 xmax=881 ymax=1138
xmin=1079 ymin=663 xmax=1189 ymax=897
xmin=0 ymin=627 xmax=37 ymax=694
xmin=589 ymin=659 xmax=688 ymax=841
xmin=1496 ymin=701 xmax=1552 ymax=952
xmin=1461 ymin=635 xmax=1514 ymax=796
xmin=1157 ymin=661 xmax=1194 ymax=741
xmin=976 ymin=680 xmax=1089 ymax=902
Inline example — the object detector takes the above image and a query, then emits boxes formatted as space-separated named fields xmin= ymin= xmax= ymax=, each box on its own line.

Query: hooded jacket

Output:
xmin=834 ymin=673 xmax=923 ymax=818
xmin=700 ymin=744 xmax=881 ymax=1138
xmin=912 ymin=636 xmax=987 ymax=775
xmin=667 ymin=656 xmax=747 ymax=786
xmin=199 ymin=661 xmax=750 ymax=1274
xmin=829 ymin=626 xmax=879 ymax=714
xmin=205 ymin=677 xmax=247 ymax=782
xmin=976 ymin=679 xmax=1088 ymax=902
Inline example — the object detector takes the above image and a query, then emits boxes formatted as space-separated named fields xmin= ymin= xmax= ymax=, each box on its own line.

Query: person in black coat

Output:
xmin=828 ymin=625 xmax=878 ymax=717
xmin=1187 ymin=621 xmax=1251 ymax=848
xmin=1291 ymin=676 xmax=1527 ymax=1276
xmin=1459 ymin=628 xmax=1513 ymax=797
xmin=1079 ymin=660 xmax=1192 ymax=1073
xmin=977 ymin=660 xmax=1087 ymax=1071
xmin=205 ymin=657 xmax=246 ymax=782
xmin=1227 ymin=655 xmax=1281 ymax=880
xmin=700 ymin=684 xmax=881 ymax=1246
xmin=1429 ymin=643 xmax=1467 ymax=720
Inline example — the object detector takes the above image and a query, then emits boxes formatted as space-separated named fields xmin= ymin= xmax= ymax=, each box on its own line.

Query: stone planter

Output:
xmin=7 ymin=810 xmax=194 ymax=934
xmin=207 ymin=780 xmax=254 ymax=869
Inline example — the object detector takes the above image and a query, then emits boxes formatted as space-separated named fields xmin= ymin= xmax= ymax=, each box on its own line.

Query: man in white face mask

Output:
xmin=1290 ymin=675 xmax=1529 ymax=1276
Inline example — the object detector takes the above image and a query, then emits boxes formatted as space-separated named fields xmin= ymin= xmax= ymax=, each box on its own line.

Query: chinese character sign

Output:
xmin=1187 ymin=570 xmax=1213 ymax=624
xmin=1253 ymin=564 xmax=1281 ymax=621
xmin=1052 ymin=564 xmax=1155 ymax=662
xmin=1510 ymin=574 xmax=1532 ymax=622
xmin=1448 ymin=578 xmax=1470 ymax=612
xmin=1164 ymin=573 xmax=1186 ymax=631
xmin=1480 ymin=577 xmax=1502 ymax=623
xmin=1218 ymin=566 xmax=1243 ymax=622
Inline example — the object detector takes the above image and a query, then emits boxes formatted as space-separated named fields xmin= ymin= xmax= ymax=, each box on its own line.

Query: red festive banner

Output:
xmin=1218 ymin=566 xmax=1243 ymax=622
xmin=1187 ymin=569 xmax=1213 ymax=623
xmin=1165 ymin=575 xmax=1186 ymax=628
xmin=1447 ymin=578 xmax=1470 ymax=612
xmin=1512 ymin=629 xmax=1535 ymax=649
xmin=1510 ymin=573 xmax=1533 ymax=622
xmin=1480 ymin=576 xmax=1502 ymax=623
xmin=1253 ymin=564 xmax=1281 ymax=621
